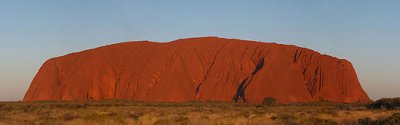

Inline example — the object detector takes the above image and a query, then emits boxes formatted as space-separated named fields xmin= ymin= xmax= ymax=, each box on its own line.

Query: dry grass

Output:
xmin=0 ymin=100 xmax=399 ymax=125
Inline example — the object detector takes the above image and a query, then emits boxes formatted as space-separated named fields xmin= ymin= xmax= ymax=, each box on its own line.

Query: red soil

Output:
xmin=23 ymin=37 xmax=370 ymax=103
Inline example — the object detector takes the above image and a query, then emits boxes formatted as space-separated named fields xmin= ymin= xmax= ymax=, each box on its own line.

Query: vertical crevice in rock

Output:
xmin=239 ymin=47 xmax=249 ymax=71
xmin=295 ymin=49 xmax=326 ymax=98
xmin=195 ymin=43 xmax=232 ymax=96
xmin=233 ymin=78 xmax=248 ymax=102
xmin=53 ymin=60 xmax=61 ymax=87
xmin=113 ymin=60 xmax=124 ymax=98
xmin=233 ymin=57 xmax=265 ymax=102
xmin=86 ymin=92 xmax=94 ymax=101
xmin=53 ymin=60 xmax=62 ymax=100
xmin=294 ymin=48 xmax=301 ymax=63
xmin=114 ymin=76 xmax=120 ymax=98
xmin=319 ymin=67 xmax=324 ymax=92
xmin=311 ymin=68 xmax=319 ymax=97
xmin=190 ymin=46 xmax=206 ymax=74
xmin=252 ymin=58 xmax=264 ymax=75
xmin=195 ymin=55 xmax=217 ymax=95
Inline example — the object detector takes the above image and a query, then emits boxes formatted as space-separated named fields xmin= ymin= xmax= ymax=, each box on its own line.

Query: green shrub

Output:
xmin=318 ymin=109 xmax=338 ymax=116
xmin=335 ymin=104 xmax=351 ymax=110
xmin=62 ymin=103 xmax=87 ymax=109
xmin=277 ymin=114 xmax=296 ymax=123
xmin=270 ymin=116 xmax=278 ymax=120
xmin=200 ymin=115 xmax=209 ymax=120
xmin=358 ymin=113 xmax=400 ymax=125
xmin=128 ymin=112 xmax=144 ymax=120
xmin=0 ymin=103 xmax=5 ymax=109
xmin=154 ymin=119 xmax=171 ymax=125
xmin=303 ymin=117 xmax=337 ymax=125
xmin=358 ymin=117 xmax=373 ymax=125
xmin=62 ymin=113 xmax=76 ymax=121
xmin=175 ymin=116 xmax=189 ymax=125
xmin=23 ymin=104 xmax=31 ymax=112
xmin=39 ymin=118 xmax=62 ymax=125
xmin=232 ymin=111 xmax=250 ymax=118
xmin=1 ymin=104 xmax=15 ymax=112
xmin=375 ymin=113 xmax=400 ymax=125
xmin=319 ymin=97 xmax=329 ymax=105
xmin=367 ymin=97 xmax=400 ymax=110
xmin=262 ymin=97 xmax=276 ymax=106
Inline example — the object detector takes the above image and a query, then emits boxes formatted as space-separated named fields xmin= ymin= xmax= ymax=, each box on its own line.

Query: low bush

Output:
xmin=175 ymin=116 xmax=189 ymax=125
xmin=0 ymin=103 xmax=5 ymax=109
xmin=231 ymin=111 xmax=250 ymax=118
xmin=334 ymin=104 xmax=351 ymax=110
xmin=302 ymin=117 xmax=337 ymax=125
xmin=22 ymin=104 xmax=31 ymax=112
xmin=38 ymin=118 xmax=61 ymax=125
xmin=375 ymin=113 xmax=400 ymax=125
xmin=262 ymin=97 xmax=276 ymax=106
xmin=154 ymin=119 xmax=171 ymax=125
xmin=277 ymin=114 xmax=296 ymax=123
xmin=128 ymin=111 xmax=145 ymax=120
xmin=0 ymin=104 xmax=15 ymax=112
xmin=319 ymin=97 xmax=330 ymax=106
xmin=62 ymin=113 xmax=76 ymax=121
xmin=318 ymin=109 xmax=338 ymax=116
xmin=367 ymin=97 xmax=400 ymax=110
xmin=358 ymin=113 xmax=400 ymax=125
xmin=270 ymin=116 xmax=278 ymax=120
xmin=358 ymin=117 xmax=373 ymax=125
xmin=58 ymin=102 xmax=87 ymax=109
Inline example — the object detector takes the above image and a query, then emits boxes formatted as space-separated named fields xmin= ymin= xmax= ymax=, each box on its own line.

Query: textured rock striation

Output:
xmin=24 ymin=37 xmax=370 ymax=103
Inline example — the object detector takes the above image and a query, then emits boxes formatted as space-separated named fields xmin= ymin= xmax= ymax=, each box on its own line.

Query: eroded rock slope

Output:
xmin=24 ymin=37 xmax=370 ymax=103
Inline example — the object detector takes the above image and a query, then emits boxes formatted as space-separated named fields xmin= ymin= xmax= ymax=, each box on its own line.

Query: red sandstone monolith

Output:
xmin=24 ymin=37 xmax=370 ymax=103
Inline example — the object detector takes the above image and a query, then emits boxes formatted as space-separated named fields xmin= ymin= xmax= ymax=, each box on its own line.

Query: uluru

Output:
xmin=23 ymin=37 xmax=370 ymax=104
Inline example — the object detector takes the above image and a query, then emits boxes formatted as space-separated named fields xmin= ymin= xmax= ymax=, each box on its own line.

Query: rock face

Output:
xmin=24 ymin=37 xmax=370 ymax=103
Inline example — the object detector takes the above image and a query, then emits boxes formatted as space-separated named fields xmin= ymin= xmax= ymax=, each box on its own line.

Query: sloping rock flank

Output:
xmin=24 ymin=37 xmax=370 ymax=103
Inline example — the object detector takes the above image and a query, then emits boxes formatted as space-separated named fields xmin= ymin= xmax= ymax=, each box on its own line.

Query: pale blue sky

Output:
xmin=0 ymin=0 xmax=399 ymax=101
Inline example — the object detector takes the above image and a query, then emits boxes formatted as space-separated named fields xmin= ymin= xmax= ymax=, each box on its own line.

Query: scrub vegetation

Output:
xmin=0 ymin=98 xmax=399 ymax=125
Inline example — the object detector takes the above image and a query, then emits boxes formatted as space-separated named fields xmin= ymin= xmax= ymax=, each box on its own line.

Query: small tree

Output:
xmin=319 ymin=97 xmax=329 ymax=105
xmin=367 ymin=97 xmax=400 ymax=110
xmin=263 ymin=97 xmax=276 ymax=106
